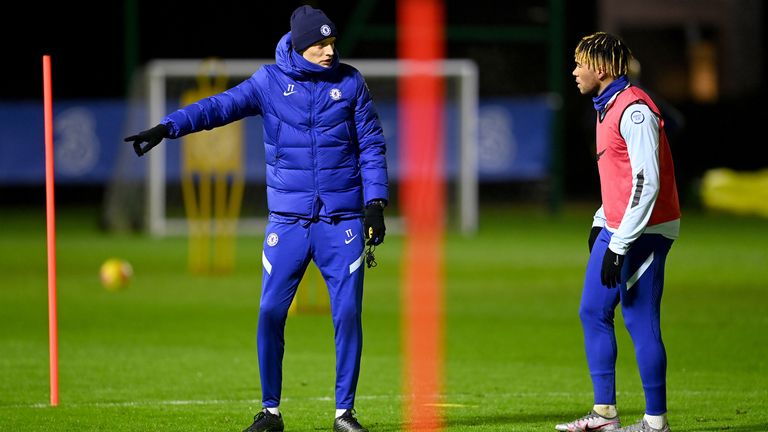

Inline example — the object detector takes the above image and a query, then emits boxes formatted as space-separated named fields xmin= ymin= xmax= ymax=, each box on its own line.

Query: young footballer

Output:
xmin=556 ymin=32 xmax=681 ymax=432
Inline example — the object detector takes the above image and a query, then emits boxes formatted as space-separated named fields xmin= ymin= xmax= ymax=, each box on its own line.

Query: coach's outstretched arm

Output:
xmin=124 ymin=123 xmax=170 ymax=157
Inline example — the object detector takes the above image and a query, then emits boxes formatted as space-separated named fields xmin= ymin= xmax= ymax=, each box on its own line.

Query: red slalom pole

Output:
xmin=398 ymin=0 xmax=445 ymax=430
xmin=43 ymin=54 xmax=59 ymax=406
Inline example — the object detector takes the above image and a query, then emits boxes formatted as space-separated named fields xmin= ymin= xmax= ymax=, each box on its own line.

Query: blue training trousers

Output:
xmin=580 ymin=228 xmax=673 ymax=415
xmin=258 ymin=216 xmax=366 ymax=409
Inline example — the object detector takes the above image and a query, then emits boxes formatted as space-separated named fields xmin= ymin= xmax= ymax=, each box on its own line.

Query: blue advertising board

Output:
xmin=0 ymin=98 xmax=552 ymax=185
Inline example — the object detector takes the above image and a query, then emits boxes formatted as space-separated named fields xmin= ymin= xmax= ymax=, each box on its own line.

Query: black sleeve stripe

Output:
xmin=631 ymin=169 xmax=644 ymax=208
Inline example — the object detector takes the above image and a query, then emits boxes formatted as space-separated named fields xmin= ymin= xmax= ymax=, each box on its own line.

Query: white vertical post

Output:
xmin=148 ymin=63 xmax=166 ymax=237
xmin=458 ymin=61 xmax=479 ymax=235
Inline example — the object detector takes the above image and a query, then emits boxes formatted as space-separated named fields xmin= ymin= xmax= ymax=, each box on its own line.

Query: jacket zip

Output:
xmin=310 ymin=79 xmax=320 ymax=219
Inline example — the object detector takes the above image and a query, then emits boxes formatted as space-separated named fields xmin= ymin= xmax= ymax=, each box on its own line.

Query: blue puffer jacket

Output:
xmin=162 ymin=32 xmax=388 ymax=219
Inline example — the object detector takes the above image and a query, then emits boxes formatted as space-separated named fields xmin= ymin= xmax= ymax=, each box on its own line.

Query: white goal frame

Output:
xmin=145 ymin=59 xmax=478 ymax=236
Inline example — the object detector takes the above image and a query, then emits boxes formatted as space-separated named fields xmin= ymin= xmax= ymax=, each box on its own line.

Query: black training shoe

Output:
xmin=243 ymin=409 xmax=284 ymax=432
xmin=333 ymin=409 xmax=368 ymax=432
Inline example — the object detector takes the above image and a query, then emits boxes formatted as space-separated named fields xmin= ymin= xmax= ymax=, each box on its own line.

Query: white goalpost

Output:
xmin=142 ymin=58 xmax=478 ymax=236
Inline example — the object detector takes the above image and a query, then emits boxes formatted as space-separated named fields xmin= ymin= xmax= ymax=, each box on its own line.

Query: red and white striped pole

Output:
xmin=43 ymin=54 xmax=59 ymax=406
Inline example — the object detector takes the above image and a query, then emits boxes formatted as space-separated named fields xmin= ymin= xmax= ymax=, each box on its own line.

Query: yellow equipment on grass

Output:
xmin=180 ymin=59 xmax=245 ymax=274
xmin=700 ymin=168 xmax=768 ymax=218
xmin=289 ymin=262 xmax=331 ymax=315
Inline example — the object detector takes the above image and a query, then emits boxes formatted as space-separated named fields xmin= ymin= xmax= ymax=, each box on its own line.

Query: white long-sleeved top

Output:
xmin=593 ymin=92 xmax=680 ymax=255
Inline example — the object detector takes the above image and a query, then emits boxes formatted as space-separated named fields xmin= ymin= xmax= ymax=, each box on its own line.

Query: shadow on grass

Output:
xmin=339 ymin=418 xmax=768 ymax=432
xmin=688 ymin=423 xmax=768 ymax=432
xmin=443 ymin=410 xmax=598 ymax=429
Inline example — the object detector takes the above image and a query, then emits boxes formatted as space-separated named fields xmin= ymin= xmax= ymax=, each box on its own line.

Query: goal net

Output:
xmin=106 ymin=58 xmax=478 ymax=236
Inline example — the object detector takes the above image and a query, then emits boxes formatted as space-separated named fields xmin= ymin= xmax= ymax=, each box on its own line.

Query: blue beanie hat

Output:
xmin=290 ymin=5 xmax=337 ymax=53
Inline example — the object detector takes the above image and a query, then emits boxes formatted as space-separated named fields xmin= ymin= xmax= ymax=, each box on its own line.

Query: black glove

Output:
xmin=364 ymin=200 xmax=386 ymax=246
xmin=601 ymin=248 xmax=625 ymax=288
xmin=124 ymin=124 xmax=169 ymax=157
xmin=588 ymin=226 xmax=602 ymax=252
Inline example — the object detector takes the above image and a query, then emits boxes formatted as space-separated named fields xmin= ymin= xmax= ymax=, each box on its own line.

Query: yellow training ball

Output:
xmin=100 ymin=258 xmax=133 ymax=291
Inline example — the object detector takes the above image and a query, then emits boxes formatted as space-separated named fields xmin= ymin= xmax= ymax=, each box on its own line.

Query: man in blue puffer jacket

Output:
xmin=125 ymin=6 xmax=388 ymax=432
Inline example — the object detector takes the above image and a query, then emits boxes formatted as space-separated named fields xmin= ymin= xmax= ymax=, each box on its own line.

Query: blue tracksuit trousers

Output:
xmin=580 ymin=228 xmax=673 ymax=415
xmin=258 ymin=215 xmax=366 ymax=409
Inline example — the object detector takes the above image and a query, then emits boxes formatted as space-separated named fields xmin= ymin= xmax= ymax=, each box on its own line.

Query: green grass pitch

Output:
xmin=1 ymin=204 xmax=766 ymax=431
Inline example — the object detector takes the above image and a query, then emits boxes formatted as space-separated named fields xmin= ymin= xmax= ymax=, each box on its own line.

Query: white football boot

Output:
xmin=615 ymin=419 xmax=670 ymax=432
xmin=555 ymin=410 xmax=621 ymax=431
